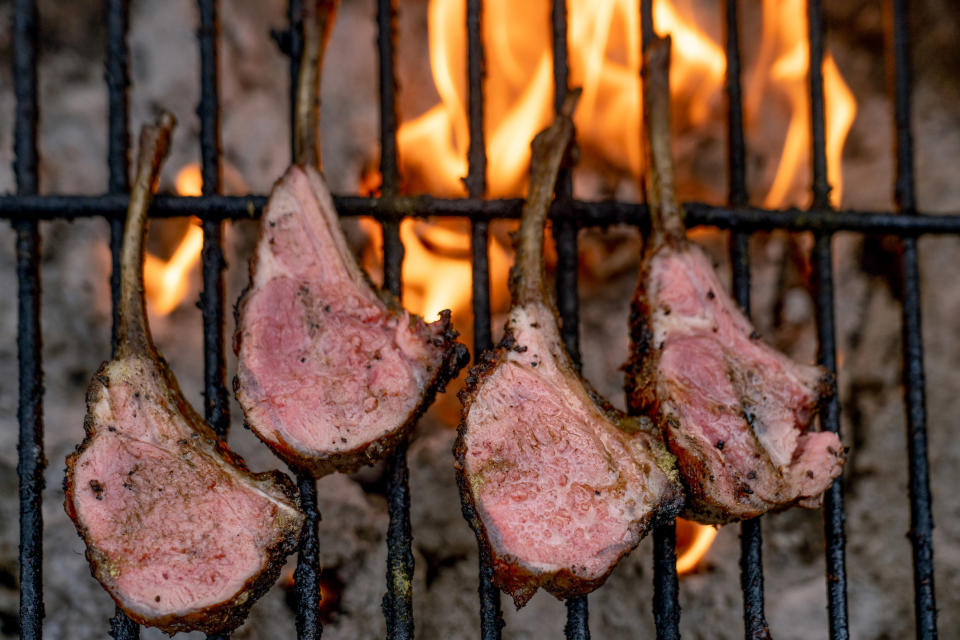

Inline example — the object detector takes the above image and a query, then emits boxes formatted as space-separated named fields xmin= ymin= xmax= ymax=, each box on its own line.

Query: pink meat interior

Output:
xmin=237 ymin=166 xmax=446 ymax=457
xmin=72 ymin=374 xmax=289 ymax=617
xmin=464 ymin=304 xmax=672 ymax=579
xmin=649 ymin=244 xmax=843 ymax=509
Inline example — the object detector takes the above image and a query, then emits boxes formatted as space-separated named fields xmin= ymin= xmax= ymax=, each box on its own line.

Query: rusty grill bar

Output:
xmin=3 ymin=0 xmax=947 ymax=639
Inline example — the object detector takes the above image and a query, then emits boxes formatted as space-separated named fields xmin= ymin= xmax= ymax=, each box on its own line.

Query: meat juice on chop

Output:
xmin=455 ymin=93 xmax=683 ymax=608
xmin=64 ymin=114 xmax=305 ymax=635
xmin=234 ymin=165 xmax=468 ymax=476
xmin=234 ymin=0 xmax=467 ymax=478
xmin=624 ymin=36 xmax=845 ymax=525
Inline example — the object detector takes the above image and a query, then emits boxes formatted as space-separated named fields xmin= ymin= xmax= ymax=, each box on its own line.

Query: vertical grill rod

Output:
xmin=889 ymin=0 xmax=938 ymax=637
xmin=106 ymin=0 xmax=131 ymax=351
xmin=640 ymin=2 xmax=680 ymax=638
xmin=287 ymin=2 xmax=323 ymax=637
xmin=652 ymin=525 xmax=681 ymax=640
xmin=294 ymin=476 xmax=323 ymax=640
xmin=724 ymin=2 xmax=771 ymax=638
xmin=551 ymin=1 xmax=587 ymax=635
xmin=551 ymin=0 xmax=580 ymax=365
xmin=198 ymin=0 xmax=230 ymax=441
xmin=197 ymin=1 xmax=231 ymax=639
xmin=12 ymin=1 xmax=45 ymax=638
xmin=104 ymin=0 xmax=140 ymax=637
xmin=465 ymin=0 xmax=504 ymax=636
xmin=376 ymin=1 xmax=414 ymax=638
xmin=806 ymin=2 xmax=849 ymax=638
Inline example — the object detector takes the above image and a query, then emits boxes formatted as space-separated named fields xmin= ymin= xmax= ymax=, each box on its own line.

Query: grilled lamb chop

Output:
xmin=234 ymin=162 xmax=467 ymax=478
xmin=624 ymin=36 xmax=845 ymax=525
xmin=455 ymin=93 xmax=683 ymax=608
xmin=234 ymin=0 xmax=466 ymax=477
xmin=64 ymin=114 xmax=304 ymax=635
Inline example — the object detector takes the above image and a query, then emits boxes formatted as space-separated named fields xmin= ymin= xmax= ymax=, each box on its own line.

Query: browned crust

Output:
xmin=64 ymin=356 xmax=304 ymax=635
xmin=624 ymin=242 xmax=840 ymax=525
xmin=454 ymin=326 xmax=683 ymax=607
xmin=623 ymin=244 xmax=662 ymax=420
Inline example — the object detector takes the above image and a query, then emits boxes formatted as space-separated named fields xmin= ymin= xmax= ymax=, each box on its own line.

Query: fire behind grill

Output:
xmin=0 ymin=0 xmax=951 ymax=638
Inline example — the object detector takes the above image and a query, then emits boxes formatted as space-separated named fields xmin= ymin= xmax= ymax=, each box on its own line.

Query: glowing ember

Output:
xmin=143 ymin=164 xmax=204 ymax=315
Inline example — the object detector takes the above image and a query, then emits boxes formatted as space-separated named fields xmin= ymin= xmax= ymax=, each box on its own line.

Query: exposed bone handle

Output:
xmin=513 ymin=89 xmax=581 ymax=307
xmin=118 ymin=111 xmax=176 ymax=358
xmin=642 ymin=34 xmax=685 ymax=245
xmin=295 ymin=0 xmax=340 ymax=169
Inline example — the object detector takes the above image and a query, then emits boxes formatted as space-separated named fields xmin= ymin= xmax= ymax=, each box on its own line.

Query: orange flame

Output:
xmin=143 ymin=164 xmax=205 ymax=315
xmin=397 ymin=0 xmax=856 ymax=207
xmin=358 ymin=218 xmax=512 ymax=322
xmin=676 ymin=519 xmax=718 ymax=574
xmin=760 ymin=0 xmax=857 ymax=208
xmin=398 ymin=0 xmax=726 ymax=197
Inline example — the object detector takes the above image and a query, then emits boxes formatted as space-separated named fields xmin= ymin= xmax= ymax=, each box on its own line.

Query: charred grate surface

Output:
xmin=1 ymin=0 xmax=944 ymax=639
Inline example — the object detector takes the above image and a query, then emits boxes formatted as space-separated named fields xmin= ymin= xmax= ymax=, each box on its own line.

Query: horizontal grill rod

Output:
xmin=3 ymin=194 xmax=960 ymax=235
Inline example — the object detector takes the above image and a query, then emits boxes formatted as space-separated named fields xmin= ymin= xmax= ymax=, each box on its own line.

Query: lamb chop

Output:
xmin=64 ymin=114 xmax=305 ymax=635
xmin=234 ymin=165 xmax=467 ymax=476
xmin=454 ymin=93 xmax=684 ymax=608
xmin=624 ymin=36 xmax=845 ymax=525
xmin=233 ymin=4 xmax=467 ymax=477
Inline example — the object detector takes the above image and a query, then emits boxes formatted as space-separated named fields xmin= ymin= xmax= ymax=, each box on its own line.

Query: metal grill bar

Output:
xmin=652 ymin=520 xmax=680 ymax=640
xmin=724 ymin=2 xmax=771 ymax=638
xmin=285 ymin=2 xmax=324 ymax=637
xmin=806 ymin=2 xmax=850 ymax=638
xmin=551 ymin=0 xmax=581 ymax=365
xmin=197 ymin=2 xmax=231 ymax=640
xmin=376 ymin=1 xmax=415 ymax=637
xmin=106 ymin=0 xmax=130 ymax=352
xmin=550 ymin=1 xmax=589 ymax=636
xmin=12 ymin=1 xmax=44 ymax=638
xmin=639 ymin=3 xmax=681 ymax=638
xmin=294 ymin=475 xmax=323 ymax=640
xmin=198 ymin=0 xmax=229 ymax=441
xmin=108 ymin=606 xmax=138 ymax=640
xmin=889 ymin=0 xmax=938 ymax=637
xmin=464 ymin=1 xmax=503 ymax=637
xmin=104 ymin=0 xmax=140 ymax=637
xmin=4 ymin=194 xmax=960 ymax=234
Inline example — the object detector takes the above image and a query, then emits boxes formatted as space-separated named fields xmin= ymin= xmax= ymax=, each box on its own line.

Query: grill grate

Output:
xmin=2 ymin=0 xmax=950 ymax=638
